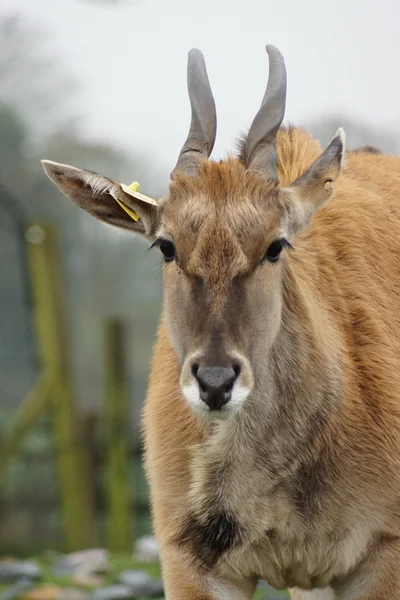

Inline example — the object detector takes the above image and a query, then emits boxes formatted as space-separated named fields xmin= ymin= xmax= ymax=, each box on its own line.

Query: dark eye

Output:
xmin=156 ymin=238 xmax=177 ymax=263
xmin=262 ymin=238 xmax=290 ymax=264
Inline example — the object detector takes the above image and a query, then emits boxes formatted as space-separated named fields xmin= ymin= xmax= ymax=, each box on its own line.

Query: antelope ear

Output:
xmin=41 ymin=160 xmax=159 ymax=239
xmin=281 ymin=128 xmax=345 ymax=234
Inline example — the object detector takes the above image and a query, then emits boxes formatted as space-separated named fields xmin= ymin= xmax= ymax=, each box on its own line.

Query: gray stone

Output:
xmin=117 ymin=570 xmax=164 ymax=597
xmin=117 ymin=569 xmax=150 ymax=588
xmin=133 ymin=579 xmax=164 ymax=597
xmin=0 ymin=560 xmax=42 ymax=582
xmin=0 ymin=577 xmax=34 ymax=600
xmin=58 ymin=589 xmax=90 ymax=600
xmin=89 ymin=585 xmax=136 ymax=600
xmin=133 ymin=535 xmax=160 ymax=563
xmin=52 ymin=548 xmax=110 ymax=578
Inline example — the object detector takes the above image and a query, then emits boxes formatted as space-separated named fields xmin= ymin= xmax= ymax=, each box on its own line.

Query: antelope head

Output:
xmin=42 ymin=46 xmax=344 ymax=420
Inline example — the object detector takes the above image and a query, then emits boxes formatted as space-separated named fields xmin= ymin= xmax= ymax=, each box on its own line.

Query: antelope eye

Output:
xmin=262 ymin=238 xmax=290 ymax=264
xmin=157 ymin=239 xmax=176 ymax=263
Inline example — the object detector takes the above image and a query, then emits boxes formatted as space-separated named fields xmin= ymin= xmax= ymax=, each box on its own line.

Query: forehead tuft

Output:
xmin=163 ymin=157 xmax=280 ymax=237
xmin=169 ymin=157 xmax=277 ymax=205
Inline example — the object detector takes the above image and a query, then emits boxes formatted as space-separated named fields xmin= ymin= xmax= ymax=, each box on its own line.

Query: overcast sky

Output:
xmin=1 ymin=0 xmax=399 ymax=178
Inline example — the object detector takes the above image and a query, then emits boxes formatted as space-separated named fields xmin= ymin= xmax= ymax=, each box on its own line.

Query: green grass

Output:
xmin=40 ymin=552 xmax=161 ymax=587
xmin=254 ymin=587 xmax=290 ymax=600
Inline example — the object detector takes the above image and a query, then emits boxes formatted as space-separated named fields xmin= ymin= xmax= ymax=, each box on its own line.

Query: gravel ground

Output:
xmin=0 ymin=540 xmax=290 ymax=600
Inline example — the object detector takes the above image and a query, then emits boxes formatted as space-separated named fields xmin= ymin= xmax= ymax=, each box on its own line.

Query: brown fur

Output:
xmin=41 ymin=123 xmax=400 ymax=599
xmin=143 ymin=127 xmax=400 ymax=599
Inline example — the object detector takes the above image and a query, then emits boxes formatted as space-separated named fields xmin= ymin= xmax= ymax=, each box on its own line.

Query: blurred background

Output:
xmin=0 ymin=0 xmax=399 ymax=596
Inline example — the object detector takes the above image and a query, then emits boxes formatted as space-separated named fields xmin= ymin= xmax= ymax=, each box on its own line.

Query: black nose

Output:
xmin=194 ymin=366 xmax=239 ymax=410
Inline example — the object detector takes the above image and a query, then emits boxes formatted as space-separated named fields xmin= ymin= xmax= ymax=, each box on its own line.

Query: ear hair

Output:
xmin=81 ymin=171 xmax=114 ymax=196
xmin=41 ymin=160 xmax=159 ymax=239
xmin=281 ymin=128 xmax=345 ymax=234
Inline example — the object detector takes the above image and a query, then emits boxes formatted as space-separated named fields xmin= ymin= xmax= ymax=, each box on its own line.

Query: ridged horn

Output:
xmin=171 ymin=48 xmax=217 ymax=178
xmin=245 ymin=45 xmax=287 ymax=180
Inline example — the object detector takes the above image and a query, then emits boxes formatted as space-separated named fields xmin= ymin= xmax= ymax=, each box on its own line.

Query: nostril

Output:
xmin=224 ymin=380 xmax=234 ymax=394
xmin=192 ymin=363 xmax=207 ymax=394
xmin=233 ymin=364 xmax=241 ymax=379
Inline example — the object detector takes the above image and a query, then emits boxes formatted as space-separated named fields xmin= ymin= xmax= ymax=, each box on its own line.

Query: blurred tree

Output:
xmin=308 ymin=115 xmax=399 ymax=155
xmin=0 ymin=11 xmax=160 ymax=554
xmin=0 ymin=11 xmax=161 ymax=424
xmin=0 ymin=102 xmax=35 ymax=413
xmin=0 ymin=104 xmax=27 ymax=176
xmin=0 ymin=16 xmax=78 ymax=139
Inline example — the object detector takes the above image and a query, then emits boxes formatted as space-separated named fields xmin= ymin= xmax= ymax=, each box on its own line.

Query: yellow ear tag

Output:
xmin=120 ymin=182 xmax=158 ymax=206
xmin=114 ymin=197 xmax=140 ymax=222
xmin=111 ymin=181 xmax=158 ymax=223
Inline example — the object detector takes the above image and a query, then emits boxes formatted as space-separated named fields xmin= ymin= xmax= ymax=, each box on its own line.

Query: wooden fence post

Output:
xmin=26 ymin=223 xmax=97 ymax=551
xmin=104 ymin=319 xmax=131 ymax=553
xmin=0 ymin=375 xmax=51 ymax=476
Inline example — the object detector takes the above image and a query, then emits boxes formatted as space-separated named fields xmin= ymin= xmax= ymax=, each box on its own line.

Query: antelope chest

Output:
xmin=182 ymin=497 xmax=371 ymax=591
xmin=181 ymin=465 xmax=372 ymax=591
